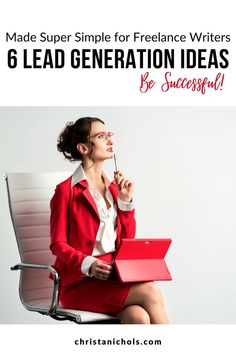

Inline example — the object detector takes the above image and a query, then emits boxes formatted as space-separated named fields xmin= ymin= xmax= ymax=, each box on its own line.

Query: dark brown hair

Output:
xmin=57 ymin=117 xmax=105 ymax=161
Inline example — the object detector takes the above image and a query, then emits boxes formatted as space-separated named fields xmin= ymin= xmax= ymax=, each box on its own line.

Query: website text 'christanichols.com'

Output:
xmin=74 ymin=337 xmax=162 ymax=347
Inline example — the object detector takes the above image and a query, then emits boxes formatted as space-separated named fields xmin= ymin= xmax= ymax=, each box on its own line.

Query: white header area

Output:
xmin=0 ymin=0 xmax=235 ymax=105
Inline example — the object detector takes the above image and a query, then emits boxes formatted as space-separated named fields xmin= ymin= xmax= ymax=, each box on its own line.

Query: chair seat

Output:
xmin=23 ymin=298 xmax=117 ymax=323
xmin=55 ymin=307 xmax=118 ymax=323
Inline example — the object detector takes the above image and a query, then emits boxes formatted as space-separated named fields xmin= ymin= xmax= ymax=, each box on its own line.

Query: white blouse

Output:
xmin=71 ymin=164 xmax=134 ymax=276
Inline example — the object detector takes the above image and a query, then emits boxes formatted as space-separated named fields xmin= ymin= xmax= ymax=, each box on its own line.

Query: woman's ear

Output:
xmin=77 ymin=143 xmax=89 ymax=156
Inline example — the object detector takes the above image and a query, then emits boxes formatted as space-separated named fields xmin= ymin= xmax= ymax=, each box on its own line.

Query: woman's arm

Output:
xmin=50 ymin=184 xmax=87 ymax=275
xmin=117 ymin=207 xmax=136 ymax=239
xmin=115 ymin=171 xmax=136 ymax=239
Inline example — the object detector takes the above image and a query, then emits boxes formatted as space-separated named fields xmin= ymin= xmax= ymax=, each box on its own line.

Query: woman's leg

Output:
xmin=116 ymin=305 xmax=150 ymax=324
xmin=123 ymin=282 xmax=169 ymax=324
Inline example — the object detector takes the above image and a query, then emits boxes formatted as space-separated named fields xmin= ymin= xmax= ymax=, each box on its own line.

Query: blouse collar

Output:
xmin=71 ymin=163 xmax=112 ymax=187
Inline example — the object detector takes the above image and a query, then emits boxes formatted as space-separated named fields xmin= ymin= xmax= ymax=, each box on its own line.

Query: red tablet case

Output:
xmin=114 ymin=239 xmax=172 ymax=282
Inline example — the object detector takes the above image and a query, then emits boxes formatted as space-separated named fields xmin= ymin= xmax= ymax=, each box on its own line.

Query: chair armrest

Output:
xmin=11 ymin=262 xmax=60 ymax=315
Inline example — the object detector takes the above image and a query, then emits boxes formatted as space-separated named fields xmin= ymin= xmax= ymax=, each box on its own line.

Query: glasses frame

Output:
xmin=87 ymin=131 xmax=114 ymax=141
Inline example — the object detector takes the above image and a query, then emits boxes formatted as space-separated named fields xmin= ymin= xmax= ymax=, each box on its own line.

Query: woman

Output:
xmin=50 ymin=117 xmax=169 ymax=324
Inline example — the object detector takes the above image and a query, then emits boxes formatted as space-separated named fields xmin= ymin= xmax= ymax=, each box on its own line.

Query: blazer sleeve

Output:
xmin=50 ymin=184 xmax=87 ymax=275
xmin=117 ymin=208 xmax=136 ymax=240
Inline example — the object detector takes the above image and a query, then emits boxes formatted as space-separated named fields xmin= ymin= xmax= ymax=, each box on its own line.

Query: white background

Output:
xmin=1 ymin=106 xmax=236 ymax=324
xmin=0 ymin=1 xmax=235 ymax=105
xmin=0 ymin=0 xmax=235 ymax=353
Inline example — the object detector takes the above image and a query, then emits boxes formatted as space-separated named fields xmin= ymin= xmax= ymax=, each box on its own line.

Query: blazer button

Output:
xmin=87 ymin=240 xmax=93 ymax=246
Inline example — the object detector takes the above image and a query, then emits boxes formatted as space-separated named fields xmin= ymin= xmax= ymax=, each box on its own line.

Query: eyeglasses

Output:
xmin=88 ymin=131 xmax=114 ymax=141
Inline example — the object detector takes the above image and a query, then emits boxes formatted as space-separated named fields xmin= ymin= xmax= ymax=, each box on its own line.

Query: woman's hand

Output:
xmin=89 ymin=260 xmax=113 ymax=280
xmin=114 ymin=170 xmax=134 ymax=203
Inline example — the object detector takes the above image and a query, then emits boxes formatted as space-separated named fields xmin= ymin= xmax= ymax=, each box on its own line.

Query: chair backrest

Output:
xmin=6 ymin=171 xmax=72 ymax=310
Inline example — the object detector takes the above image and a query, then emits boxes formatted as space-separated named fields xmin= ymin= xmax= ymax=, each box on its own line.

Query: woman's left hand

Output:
xmin=114 ymin=171 xmax=134 ymax=203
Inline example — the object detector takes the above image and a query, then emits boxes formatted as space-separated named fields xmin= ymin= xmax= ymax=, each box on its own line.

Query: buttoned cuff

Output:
xmin=117 ymin=197 xmax=134 ymax=211
xmin=81 ymin=256 xmax=97 ymax=277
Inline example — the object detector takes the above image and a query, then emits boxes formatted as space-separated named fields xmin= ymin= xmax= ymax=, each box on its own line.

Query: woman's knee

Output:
xmin=132 ymin=282 xmax=163 ymax=304
xmin=118 ymin=305 xmax=150 ymax=324
xmin=144 ymin=282 xmax=164 ymax=304
xmin=131 ymin=306 xmax=150 ymax=324
xmin=124 ymin=282 xmax=164 ymax=309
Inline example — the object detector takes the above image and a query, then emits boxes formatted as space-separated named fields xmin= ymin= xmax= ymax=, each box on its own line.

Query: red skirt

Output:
xmin=59 ymin=253 xmax=132 ymax=314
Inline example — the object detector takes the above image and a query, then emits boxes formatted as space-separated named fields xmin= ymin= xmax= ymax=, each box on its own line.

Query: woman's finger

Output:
xmin=120 ymin=178 xmax=133 ymax=190
xmin=114 ymin=171 xmax=124 ymax=183
xmin=118 ymin=176 xmax=126 ymax=189
xmin=95 ymin=267 xmax=111 ymax=280
xmin=90 ymin=260 xmax=112 ymax=278
xmin=124 ymin=179 xmax=132 ymax=188
xmin=95 ymin=267 xmax=110 ymax=274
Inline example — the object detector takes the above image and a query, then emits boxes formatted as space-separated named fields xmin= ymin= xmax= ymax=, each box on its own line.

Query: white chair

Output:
xmin=5 ymin=171 xmax=120 ymax=324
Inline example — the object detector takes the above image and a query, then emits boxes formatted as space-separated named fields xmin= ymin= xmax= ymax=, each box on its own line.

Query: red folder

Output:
xmin=114 ymin=239 xmax=172 ymax=282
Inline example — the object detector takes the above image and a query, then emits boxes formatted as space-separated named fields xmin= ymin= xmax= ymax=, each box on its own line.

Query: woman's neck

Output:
xmin=82 ymin=160 xmax=104 ymax=186
xmin=82 ymin=160 xmax=109 ymax=206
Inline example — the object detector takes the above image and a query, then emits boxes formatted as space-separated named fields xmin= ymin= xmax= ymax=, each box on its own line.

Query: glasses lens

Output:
xmin=88 ymin=132 xmax=114 ymax=140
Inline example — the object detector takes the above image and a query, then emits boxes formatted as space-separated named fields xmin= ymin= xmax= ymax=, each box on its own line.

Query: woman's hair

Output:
xmin=57 ymin=117 xmax=104 ymax=161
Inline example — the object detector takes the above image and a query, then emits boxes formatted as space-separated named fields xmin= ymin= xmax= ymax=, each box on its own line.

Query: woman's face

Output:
xmin=86 ymin=121 xmax=114 ymax=161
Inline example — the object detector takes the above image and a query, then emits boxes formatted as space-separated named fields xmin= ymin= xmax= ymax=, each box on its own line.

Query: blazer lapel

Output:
xmin=77 ymin=179 xmax=118 ymax=219
xmin=77 ymin=180 xmax=99 ymax=219
xmin=82 ymin=188 xmax=100 ymax=219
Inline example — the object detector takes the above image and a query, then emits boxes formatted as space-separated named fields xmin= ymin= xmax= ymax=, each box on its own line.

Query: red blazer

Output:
xmin=50 ymin=176 xmax=136 ymax=286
